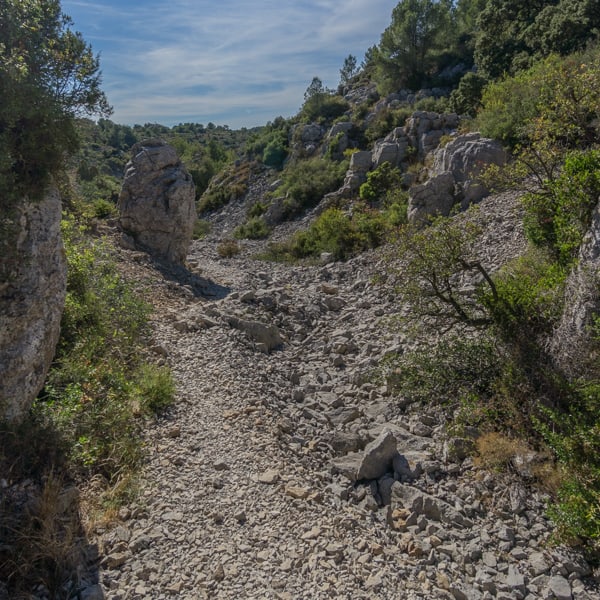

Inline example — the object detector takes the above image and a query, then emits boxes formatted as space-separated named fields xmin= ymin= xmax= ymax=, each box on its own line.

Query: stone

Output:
xmin=118 ymin=139 xmax=196 ymax=264
xmin=431 ymin=132 xmax=507 ymax=202
xmin=258 ymin=469 xmax=280 ymax=484
xmin=226 ymin=316 xmax=283 ymax=353
xmin=550 ymin=200 xmax=600 ymax=377
xmin=407 ymin=171 xmax=456 ymax=225
xmin=356 ymin=430 xmax=398 ymax=481
xmin=0 ymin=188 xmax=66 ymax=423
xmin=548 ymin=575 xmax=572 ymax=600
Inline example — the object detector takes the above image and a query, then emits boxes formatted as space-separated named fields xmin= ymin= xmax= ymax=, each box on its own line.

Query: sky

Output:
xmin=61 ymin=0 xmax=399 ymax=129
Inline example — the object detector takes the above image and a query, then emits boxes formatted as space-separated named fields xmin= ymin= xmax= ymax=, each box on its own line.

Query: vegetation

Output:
xmin=271 ymin=157 xmax=348 ymax=218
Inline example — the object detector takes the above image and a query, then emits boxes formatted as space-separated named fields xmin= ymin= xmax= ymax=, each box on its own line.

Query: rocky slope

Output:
xmin=90 ymin=191 xmax=599 ymax=600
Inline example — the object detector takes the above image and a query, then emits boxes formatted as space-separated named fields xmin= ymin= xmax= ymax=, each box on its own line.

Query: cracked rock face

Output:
xmin=118 ymin=139 xmax=196 ymax=264
xmin=0 ymin=188 xmax=66 ymax=423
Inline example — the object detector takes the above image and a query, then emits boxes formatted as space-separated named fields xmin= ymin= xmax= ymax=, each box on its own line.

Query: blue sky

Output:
xmin=61 ymin=0 xmax=398 ymax=129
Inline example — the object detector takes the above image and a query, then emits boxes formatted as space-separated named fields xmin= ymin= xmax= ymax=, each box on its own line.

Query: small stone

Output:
xmin=167 ymin=426 xmax=181 ymax=438
xmin=213 ymin=562 xmax=225 ymax=582
xmin=284 ymin=485 xmax=312 ymax=500
xmin=103 ymin=552 xmax=128 ymax=569
xmin=258 ymin=469 xmax=280 ymax=484
xmin=213 ymin=461 xmax=229 ymax=471
xmin=301 ymin=526 xmax=321 ymax=540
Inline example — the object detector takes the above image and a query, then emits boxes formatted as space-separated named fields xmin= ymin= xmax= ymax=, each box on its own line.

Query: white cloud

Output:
xmin=62 ymin=0 xmax=397 ymax=127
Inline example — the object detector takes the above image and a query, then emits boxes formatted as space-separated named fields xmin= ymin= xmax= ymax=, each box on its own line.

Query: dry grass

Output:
xmin=217 ymin=238 xmax=241 ymax=258
xmin=474 ymin=431 xmax=532 ymax=471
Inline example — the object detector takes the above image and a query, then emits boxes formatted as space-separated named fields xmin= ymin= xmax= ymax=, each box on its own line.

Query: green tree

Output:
xmin=339 ymin=55 xmax=358 ymax=86
xmin=475 ymin=0 xmax=600 ymax=79
xmin=0 ymin=0 xmax=111 ymax=200
xmin=374 ymin=0 xmax=454 ymax=92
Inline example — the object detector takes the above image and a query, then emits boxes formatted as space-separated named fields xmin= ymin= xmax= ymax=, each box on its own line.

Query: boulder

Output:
xmin=356 ymin=430 xmax=398 ymax=481
xmin=407 ymin=172 xmax=455 ymax=224
xmin=0 ymin=188 xmax=67 ymax=423
xmin=431 ymin=133 xmax=507 ymax=204
xmin=118 ymin=139 xmax=196 ymax=264
xmin=550 ymin=199 xmax=600 ymax=376
xmin=226 ymin=316 xmax=283 ymax=353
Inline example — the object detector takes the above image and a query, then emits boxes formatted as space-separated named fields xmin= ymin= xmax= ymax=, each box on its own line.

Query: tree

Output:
xmin=474 ymin=0 xmax=600 ymax=79
xmin=0 ymin=0 xmax=111 ymax=200
xmin=339 ymin=55 xmax=358 ymax=86
xmin=374 ymin=0 xmax=454 ymax=92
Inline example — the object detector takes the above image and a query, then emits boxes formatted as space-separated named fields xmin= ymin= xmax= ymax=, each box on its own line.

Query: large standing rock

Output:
xmin=407 ymin=172 xmax=456 ymax=224
xmin=118 ymin=139 xmax=196 ymax=264
xmin=408 ymin=133 xmax=507 ymax=224
xmin=0 ymin=189 xmax=66 ymax=423
xmin=550 ymin=200 xmax=600 ymax=376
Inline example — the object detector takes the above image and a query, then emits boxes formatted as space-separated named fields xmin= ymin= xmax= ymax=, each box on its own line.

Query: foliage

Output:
xmin=449 ymin=72 xmax=487 ymax=117
xmin=217 ymin=239 xmax=241 ymax=258
xmin=193 ymin=219 xmax=211 ymax=239
xmin=386 ymin=334 xmax=502 ymax=406
xmin=197 ymin=161 xmax=254 ymax=213
xmin=390 ymin=216 xmax=496 ymax=331
xmin=0 ymin=0 xmax=111 ymax=202
xmin=360 ymin=161 xmax=403 ymax=205
xmin=234 ymin=216 xmax=270 ymax=240
xmin=273 ymin=157 xmax=348 ymax=218
xmin=540 ymin=381 xmax=600 ymax=556
xmin=269 ymin=205 xmax=391 ymax=262
xmin=40 ymin=217 xmax=173 ymax=482
xmin=245 ymin=120 xmax=290 ymax=169
xmin=475 ymin=0 xmax=600 ymax=80
xmin=373 ymin=0 xmax=455 ymax=93
xmin=364 ymin=107 xmax=413 ymax=144
xmin=339 ymin=54 xmax=359 ymax=87
xmin=523 ymin=149 xmax=600 ymax=265
xmin=476 ymin=49 xmax=600 ymax=148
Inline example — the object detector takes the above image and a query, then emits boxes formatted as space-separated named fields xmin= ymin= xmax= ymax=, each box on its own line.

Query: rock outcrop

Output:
xmin=0 ymin=189 xmax=66 ymax=423
xmin=118 ymin=139 xmax=196 ymax=264
xmin=408 ymin=133 xmax=507 ymax=224
xmin=550 ymin=199 xmax=600 ymax=376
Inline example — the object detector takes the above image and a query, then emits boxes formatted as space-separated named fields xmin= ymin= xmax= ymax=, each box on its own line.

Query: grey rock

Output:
xmin=226 ymin=315 xmax=283 ymax=352
xmin=118 ymin=139 xmax=196 ymax=264
xmin=356 ymin=430 xmax=398 ymax=480
xmin=548 ymin=575 xmax=572 ymax=600
xmin=0 ymin=188 xmax=66 ymax=423
xmin=550 ymin=200 xmax=600 ymax=377
xmin=407 ymin=171 xmax=455 ymax=225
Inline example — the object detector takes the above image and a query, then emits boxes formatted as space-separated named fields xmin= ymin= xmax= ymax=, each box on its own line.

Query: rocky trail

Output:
xmin=95 ymin=193 xmax=599 ymax=600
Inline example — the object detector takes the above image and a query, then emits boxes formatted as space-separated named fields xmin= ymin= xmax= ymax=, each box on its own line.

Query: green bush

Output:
xmin=449 ymin=72 xmax=487 ymax=117
xmin=476 ymin=49 xmax=600 ymax=148
xmin=39 ymin=217 xmax=174 ymax=482
xmin=193 ymin=219 xmax=211 ymax=239
xmin=364 ymin=107 xmax=412 ymax=144
xmin=301 ymin=94 xmax=349 ymax=123
xmin=288 ymin=205 xmax=389 ymax=261
xmin=359 ymin=161 xmax=403 ymax=205
xmin=273 ymin=157 xmax=347 ymax=218
xmin=234 ymin=217 xmax=270 ymax=240
xmin=523 ymin=149 xmax=600 ymax=266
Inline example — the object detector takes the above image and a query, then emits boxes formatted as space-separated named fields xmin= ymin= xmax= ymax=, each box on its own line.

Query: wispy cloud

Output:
xmin=62 ymin=0 xmax=397 ymax=127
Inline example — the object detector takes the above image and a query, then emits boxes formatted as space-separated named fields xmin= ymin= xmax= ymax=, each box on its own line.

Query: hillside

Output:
xmin=2 ymin=1 xmax=600 ymax=598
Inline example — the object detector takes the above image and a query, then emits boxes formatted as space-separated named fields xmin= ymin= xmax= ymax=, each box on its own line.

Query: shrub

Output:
xmin=364 ymin=107 xmax=412 ymax=144
xmin=273 ymin=157 xmax=347 ymax=218
xmin=217 ymin=239 xmax=241 ymax=258
xmin=38 ymin=217 xmax=174 ymax=482
xmin=234 ymin=217 xmax=270 ymax=240
xmin=301 ymin=94 xmax=349 ymax=123
xmin=289 ymin=205 xmax=389 ymax=261
xmin=523 ymin=149 xmax=600 ymax=266
xmin=359 ymin=161 xmax=403 ymax=205
xmin=449 ymin=72 xmax=487 ymax=117
xmin=193 ymin=219 xmax=211 ymax=239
